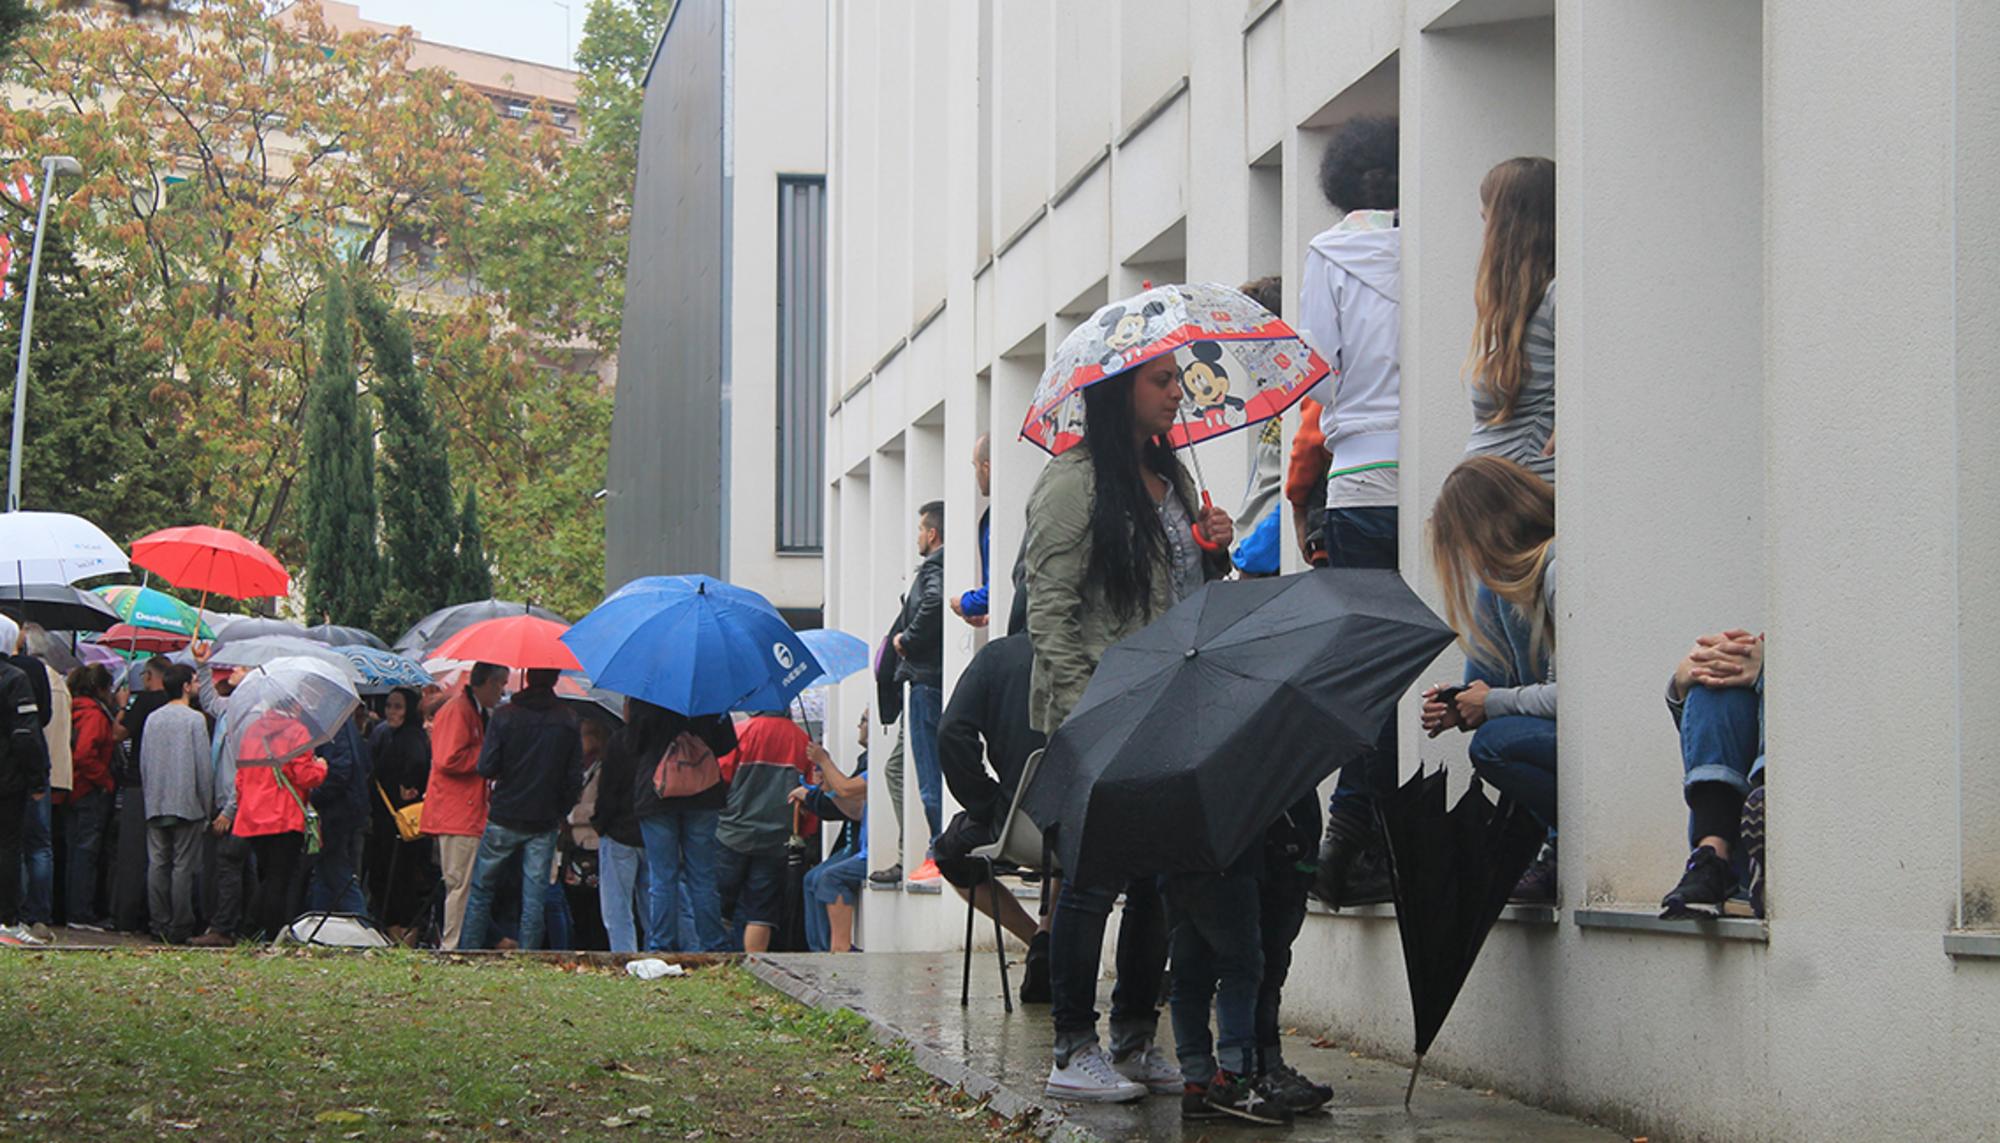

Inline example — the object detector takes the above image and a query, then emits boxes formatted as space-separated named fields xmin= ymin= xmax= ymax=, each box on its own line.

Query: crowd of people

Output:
xmin=0 ymin=108 xmax=1772 ymax=1135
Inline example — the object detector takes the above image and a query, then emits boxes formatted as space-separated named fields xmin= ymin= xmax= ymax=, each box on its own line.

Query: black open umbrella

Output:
xmin=1020 ymin=568 xmax=1455 ymax=888
xmin=1377 ymin=768 xmax=1546 ymax=1106
xmin=304 ymin=623 xmax=388 ymax=650
xmin=394 ymin=599 xmax=567 ymax=656
xmin=0 ymin=582 xmax=120 ymax=633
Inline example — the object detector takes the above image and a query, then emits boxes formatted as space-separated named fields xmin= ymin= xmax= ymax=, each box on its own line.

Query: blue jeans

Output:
xmin=1680 ymin=684 xmax=1763 ymax=845
xmin=1165 ymin=869 xmax=1264 ymax=1082
xmin=597 ymin=837 xmax=647 ymax=952
xmin=460 ymin=822 xmax=558 ymax=950
xmin=1323 ymin=507 xmax=1400 ymax=820
xmin=306 ymin=819 xmax=367 ymax=916
xmin=640 ymin=809 xmax=725 ymax=952
xmin=1464 ymin=583 xmax=1558 ymax=829
xmin=541 ymin=878 xmax=573 ymax=950
xmin=906 ymin=683 xmax=945 ymax=844
xmin=20 ymin=794 xmax=52 ymax=925
xmin=803 ymin=850 xmax=867 ymax=952
xmin=1050 ymin=877 xmax=1168 ymax=1065
xmin=64 ymin=790 xmax=112 ymax=924
xmin=1255 ymin=864 xmax=1314 ymax=1067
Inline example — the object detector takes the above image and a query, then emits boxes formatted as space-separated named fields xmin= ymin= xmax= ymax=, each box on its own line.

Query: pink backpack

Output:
xmin=652 ymin=731 xmax=722 ymax=799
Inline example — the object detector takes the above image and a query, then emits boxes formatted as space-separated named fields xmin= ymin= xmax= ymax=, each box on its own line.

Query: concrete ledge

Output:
xmin=1574 ymin=906 xmax=1767 ymax=943
xmin=1307 ymin=899 xmax=1559 ymax=925
xmin=1945 ymin=930 xmax=2000 ymax=959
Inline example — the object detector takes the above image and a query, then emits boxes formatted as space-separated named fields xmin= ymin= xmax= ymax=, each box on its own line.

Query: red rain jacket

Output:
xmin=69 ymin=700 xmax=117 ymax=799
xmin=420 ymin=689 xmax=488 ymax=837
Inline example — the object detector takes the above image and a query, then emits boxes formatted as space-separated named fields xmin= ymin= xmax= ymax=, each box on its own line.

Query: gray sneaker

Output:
xmin=1111 ymin=1043 xmax=1182 ymax=1095
xmin=1045 ymin=1043 xmax=1147 ymax=1103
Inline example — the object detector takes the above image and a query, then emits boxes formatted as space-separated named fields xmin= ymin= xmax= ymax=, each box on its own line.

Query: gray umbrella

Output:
xmin=304 ymin=623 xmax=388 ymax=650
xmin=215 ymin=616 xmax=312 ymax=644
xmin=0 ymin=582 xmax=120 ymax=633
xmin=1020 ymin=568 xmax=1456 ymax=888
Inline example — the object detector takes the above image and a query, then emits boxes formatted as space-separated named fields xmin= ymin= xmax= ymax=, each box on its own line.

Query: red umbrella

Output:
xmin=431 ymin=615 xmax=581 ymax=671
xmin=131 ymin=526 xmax=290 ymax=602
xmin=98 ymin=624 xmax=191 ymax=655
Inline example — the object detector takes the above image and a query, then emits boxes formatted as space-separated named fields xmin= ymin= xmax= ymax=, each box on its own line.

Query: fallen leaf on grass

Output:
xmin=860 ymin=1062 xmax=887 ymax=1084
xmin=601 ymin=1115 xmax=634 ymax=1128
xmin=315 ymin=1110 xmax=369 ymax=1125
xmin=126 ymin=1105 xmax=153 ymax=1125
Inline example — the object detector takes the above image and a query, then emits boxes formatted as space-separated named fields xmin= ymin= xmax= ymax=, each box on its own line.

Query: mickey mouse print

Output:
xmin=1022 ymin=282 xmax=1329 ymax=457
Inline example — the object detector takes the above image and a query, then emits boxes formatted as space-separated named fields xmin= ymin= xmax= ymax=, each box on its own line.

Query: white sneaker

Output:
xmin=1045 ymin=1043 xmax=1147 ymax=1103
xmin=1111 ymin=1043 xmax=1183 ymax=1095
xmin=0 ymin=923 xmax=43 ymax=946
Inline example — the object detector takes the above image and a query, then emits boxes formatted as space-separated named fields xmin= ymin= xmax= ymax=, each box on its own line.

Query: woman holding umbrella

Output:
xmin=365 ymin=687 xmax=431 ymax=940
xmin=1024 ymin=356 xmax=1235 ymax=1106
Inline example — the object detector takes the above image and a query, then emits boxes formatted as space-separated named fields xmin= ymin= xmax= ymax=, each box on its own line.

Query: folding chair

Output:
xmin=961 ymin=748 xmax=1054 ymax=1013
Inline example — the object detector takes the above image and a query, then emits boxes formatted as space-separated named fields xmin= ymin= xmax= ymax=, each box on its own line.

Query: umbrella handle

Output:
xmin=1190 ymin=489 xmax=1224 ymax=552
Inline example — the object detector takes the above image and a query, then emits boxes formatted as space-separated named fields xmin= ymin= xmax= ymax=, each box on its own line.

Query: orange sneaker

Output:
xmin=909 ymin=858 xmax=942 ymax=882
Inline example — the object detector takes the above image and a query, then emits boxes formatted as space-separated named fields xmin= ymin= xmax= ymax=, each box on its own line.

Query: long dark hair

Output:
xmin=1081 ymin=373 xmax=1179 ymax=619
xmin=619 ymin=697 xmax=682 ymax=759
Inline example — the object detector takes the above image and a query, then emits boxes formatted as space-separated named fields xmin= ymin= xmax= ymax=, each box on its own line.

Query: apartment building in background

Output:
xmin=816 ymin=1 xmax=1999 ymax=1140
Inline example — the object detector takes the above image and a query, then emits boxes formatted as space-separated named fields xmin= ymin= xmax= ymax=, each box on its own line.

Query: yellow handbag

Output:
xmin=376 ymin=782 xmax=425 ymax=843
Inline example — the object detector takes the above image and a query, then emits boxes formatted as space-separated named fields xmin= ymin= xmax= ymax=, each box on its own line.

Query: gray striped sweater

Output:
xmin=1466 ymin=279 xmax=1556 ymax=483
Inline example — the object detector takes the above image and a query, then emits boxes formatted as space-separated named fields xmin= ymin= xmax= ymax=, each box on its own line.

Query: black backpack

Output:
xmin=0 ymin=662 xmax=40 ymax=797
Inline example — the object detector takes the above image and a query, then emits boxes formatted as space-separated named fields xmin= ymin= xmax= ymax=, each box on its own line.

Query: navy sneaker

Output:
xmin=1204 ymin=1070 xmax=1293 ymax=1126
xmin=1661 ymin=845 xmax=1734 ymax=919
xmin=1741 ymin=785 xmax=1766 ymax=919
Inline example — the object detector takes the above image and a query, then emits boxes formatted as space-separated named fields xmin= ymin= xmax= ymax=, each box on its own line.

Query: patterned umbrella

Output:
xmin=1022 ymin=282 xmax=1329 ymax=457
xmin=93 ymin=584 xmax=215 ymax=639
xmin=333 ymin=644 xmax=434 ymax=695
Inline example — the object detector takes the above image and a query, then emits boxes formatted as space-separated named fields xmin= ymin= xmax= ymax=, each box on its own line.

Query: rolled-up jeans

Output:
xmin=597 ymin=837 xmax=646 ymax=953
xmin=1049 ymin=877 xmax=1167 ymax=1066
xmin=1680 ymin=683 xmax=1762 ymax=846
xmin=1165 ymin=869 xmax=1264 ymax=1082
xmin=460 ymin=821 xmax=557 ymax=951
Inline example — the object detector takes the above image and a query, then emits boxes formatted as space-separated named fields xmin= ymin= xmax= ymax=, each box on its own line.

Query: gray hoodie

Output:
xmin=1299 ymin=210 xmax=1402 ymax=504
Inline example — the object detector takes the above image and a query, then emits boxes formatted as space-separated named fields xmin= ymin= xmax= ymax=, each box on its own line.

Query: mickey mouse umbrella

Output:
xmin=1022 ymin=282 xmax=1328 ymax=552
xmin=1021 ymin=282 xmax=1327 ymax=456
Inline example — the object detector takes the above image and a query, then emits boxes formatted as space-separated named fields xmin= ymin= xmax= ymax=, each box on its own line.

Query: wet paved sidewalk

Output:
xmin=749 ymin=951 xmax=1619 ymax=1143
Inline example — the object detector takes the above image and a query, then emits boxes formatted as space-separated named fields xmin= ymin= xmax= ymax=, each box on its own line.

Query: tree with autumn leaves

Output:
xmin=0 ymin=0 xmax=663 ymax=620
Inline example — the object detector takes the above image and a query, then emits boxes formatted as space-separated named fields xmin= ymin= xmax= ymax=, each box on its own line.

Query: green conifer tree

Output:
xmin=355 ymin=282 xmax=459 ymax=634
xmin=302 ymin=266 xmax=383 ymax=626
xmin=453 ymin=487 xmax=493 ymax=602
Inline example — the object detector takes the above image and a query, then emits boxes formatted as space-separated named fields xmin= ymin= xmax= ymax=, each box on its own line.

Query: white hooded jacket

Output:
xmin=1297 ymin=211 xmax=1401 ymax=507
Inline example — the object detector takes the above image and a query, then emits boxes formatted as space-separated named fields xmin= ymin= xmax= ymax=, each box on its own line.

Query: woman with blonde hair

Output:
xmin=1419 ymin=455 xmax=1558 ymax=899
xmin=1465 ymin=157 xmax=1557 ymax=481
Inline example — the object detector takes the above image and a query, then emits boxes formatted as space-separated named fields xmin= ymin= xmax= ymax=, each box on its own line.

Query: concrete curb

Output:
xmin=745 ymin=954 xmax=1102 ymax=1143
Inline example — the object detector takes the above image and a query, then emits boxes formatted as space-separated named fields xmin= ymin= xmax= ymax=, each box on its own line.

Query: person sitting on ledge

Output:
xmin=1659 ymin=629 xmax=1766 ymax=920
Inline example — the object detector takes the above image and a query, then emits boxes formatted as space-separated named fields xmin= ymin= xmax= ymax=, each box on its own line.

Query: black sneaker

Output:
xmin=1312 ymin=827 xmax=1394 ymax=910
xmin=1203 ymin=1070 xmax=1293 ymax=1126
xmin=867 ymin=863 xmax=902 ymax=884
xmin=1262 ymin=1061 xmax=1332 ymax=1113
xmin=1510 ymin=848 xmax=1558 ymax=905
xmin=1181 ymin=1083 xmax=1225 ymax=1121
xmin=1741 ymin=786 xmax=1766 ymax=919
xmin=1660 ymin=845 xmax=1734 ymax=919
xmin=1019 ymin=931 xmax=1051 ymax=1003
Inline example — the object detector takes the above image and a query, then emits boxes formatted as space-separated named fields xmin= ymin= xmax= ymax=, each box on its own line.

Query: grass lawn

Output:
xmin=0 ymin=951 xmax=1022 ymax=1141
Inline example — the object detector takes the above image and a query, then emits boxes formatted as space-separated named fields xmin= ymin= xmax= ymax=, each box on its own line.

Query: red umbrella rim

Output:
xmin=131 ymin=525 xmax=290 ymax=599
xmin=431 ymin=615 xmax=582 ymax=671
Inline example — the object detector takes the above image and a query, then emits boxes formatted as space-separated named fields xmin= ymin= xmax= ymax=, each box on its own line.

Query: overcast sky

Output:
xmin=352 ymin=0 xmax=579 ymax=71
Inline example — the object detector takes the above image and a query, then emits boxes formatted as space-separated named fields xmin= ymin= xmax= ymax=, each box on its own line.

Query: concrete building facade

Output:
xmin=607 ymin=0 xmax=826 ymax=617
xmin=819 ymin=1 xmax=2000 ymax=1138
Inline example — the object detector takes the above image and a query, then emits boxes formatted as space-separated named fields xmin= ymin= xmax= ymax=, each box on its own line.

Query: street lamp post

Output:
xmin=6 ymin=154 xmax=84 ymax=514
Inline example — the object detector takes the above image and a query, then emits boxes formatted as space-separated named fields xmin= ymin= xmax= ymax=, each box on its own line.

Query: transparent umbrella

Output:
xmin=208 ymin=635 xmax=363 ymax=684
xmin=221 ymin=656 xmax=361 ymax=768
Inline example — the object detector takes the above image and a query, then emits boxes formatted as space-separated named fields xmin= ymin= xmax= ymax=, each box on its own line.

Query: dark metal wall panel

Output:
xmin=605 ymin=0 xmax=726 ymax=594
xmin=776 ymin=176 xmax=827 ymax=552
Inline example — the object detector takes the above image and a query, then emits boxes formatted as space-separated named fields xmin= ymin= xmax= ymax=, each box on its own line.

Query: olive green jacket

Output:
xmin=1023 ymin=446 xmax=1230 ymax=734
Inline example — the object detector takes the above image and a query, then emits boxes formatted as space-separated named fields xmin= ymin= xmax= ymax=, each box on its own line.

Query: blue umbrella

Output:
xmin=798 ymin=628 xmax=869 ymax=689
xmin=561 ymin=575 xmax=821 ymax=717
xmin=334 ymin=644 xmax=434 ymax=695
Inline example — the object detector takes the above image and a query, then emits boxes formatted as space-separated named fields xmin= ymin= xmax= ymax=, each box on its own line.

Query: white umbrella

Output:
xmin=220 ymin=656 xmax=361 ymax=768
xmin=208 ymin=635 xmax=364 ymax=684
xmin=0 ymin=510 xmax=130 ymax=584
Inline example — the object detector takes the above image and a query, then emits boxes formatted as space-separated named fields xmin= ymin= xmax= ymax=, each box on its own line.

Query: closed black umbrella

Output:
xmin=394 ymin=599 xmax=567 ymax=656
xmin=0 ymin=582 xmax=120 ymax=633
xmin=777 ymin=803 xmax=810 ymax=951
xmin=1377 ymin=768 xmax=1546 ymax=1106
xmin=1020 ymin=568 xmax=1455 ymax=888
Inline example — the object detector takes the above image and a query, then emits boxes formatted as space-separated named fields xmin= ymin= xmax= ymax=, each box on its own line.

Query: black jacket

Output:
xmin=476 ymin=687 xmax=584 ymax=832
xmin=895 ymin=548 xmax=945 ymax=689
xmin=0 ymin=660 xmax=45 ymax=797
xmin=118 ymin=690 xmax=171 ymax=788
xmin=875 ymin=619 xmax=904 ymax=724
xmin=591 ymin=728 xmax=647 ymax=847
xmin=937 ymin=634 xmax=1044 ymax=830
xmin=367 ymin=720 xmax=431 ymax=806
xmin=313 ymin=717 xmax=373 ymax=829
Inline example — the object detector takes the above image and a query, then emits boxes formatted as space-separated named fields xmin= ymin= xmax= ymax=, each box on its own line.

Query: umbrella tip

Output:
xmin=1404 ymin=1053 xmax=1424 ymax=1111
